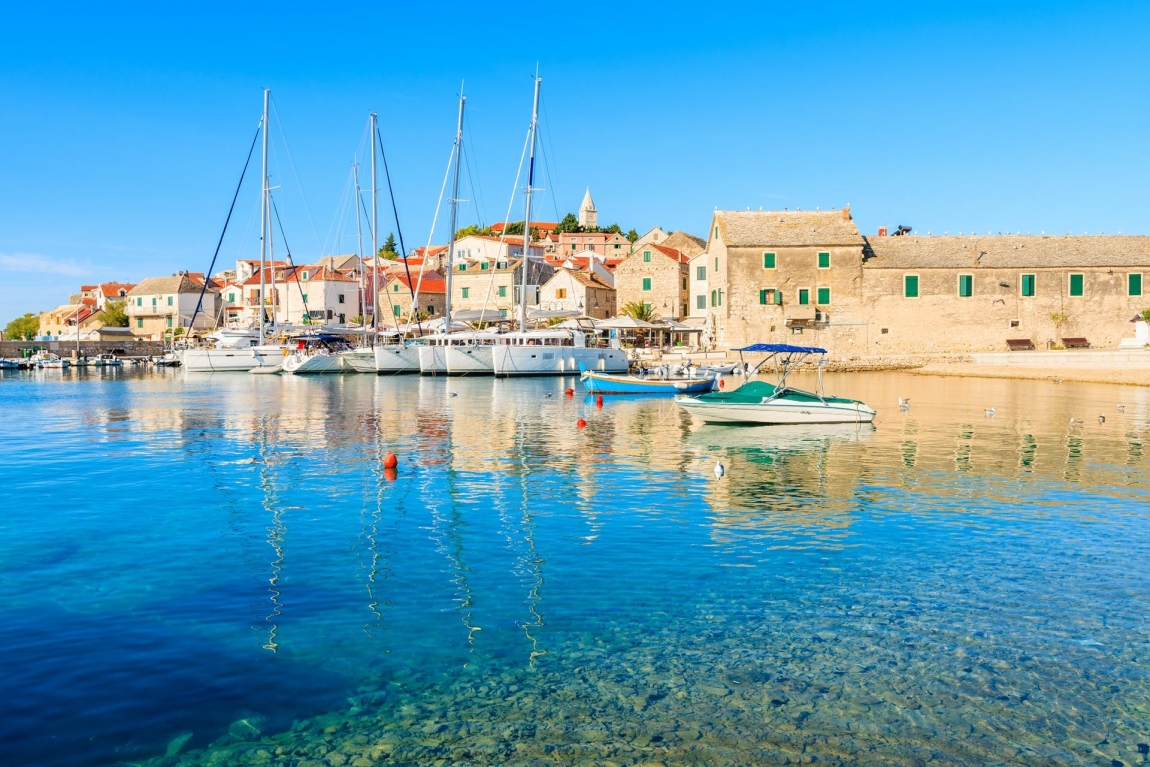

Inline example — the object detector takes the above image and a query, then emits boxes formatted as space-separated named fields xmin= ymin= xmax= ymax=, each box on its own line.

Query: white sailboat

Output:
xmin=491 ymin=325 xmax=629 ymax=376
xmin=183 ymin=89 xmax=284 ymax=373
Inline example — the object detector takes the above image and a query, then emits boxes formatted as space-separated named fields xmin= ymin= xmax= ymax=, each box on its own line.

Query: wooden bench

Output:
xmin=1061 ymin=337 xmax=1090 ymax=349
xmin=1006 ymin=338 xmax=1036 ymax=351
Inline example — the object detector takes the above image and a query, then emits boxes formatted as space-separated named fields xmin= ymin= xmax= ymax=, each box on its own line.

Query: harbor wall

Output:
xmin=0 ymin=340 xmax=164 ymax=358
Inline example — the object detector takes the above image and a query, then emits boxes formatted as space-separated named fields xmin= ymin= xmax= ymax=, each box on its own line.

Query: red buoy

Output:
xmin=719 ymin=379 xmax=726 ymax=389
xmin=576 ymin=418 xmax=587 ymax=429
xmin=383 ymin=450 xmax=398 ymax=469
xmin=566 ymin=387 xmax=575 ymax=397
xmin=383 ymin=467 xmax=398 ymax=482
xmin=596 ymin=395 xmax=603 ymax=408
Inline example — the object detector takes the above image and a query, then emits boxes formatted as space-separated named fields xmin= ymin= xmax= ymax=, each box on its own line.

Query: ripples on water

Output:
xmin=1 ymin=368 xmax=1149 ymax=766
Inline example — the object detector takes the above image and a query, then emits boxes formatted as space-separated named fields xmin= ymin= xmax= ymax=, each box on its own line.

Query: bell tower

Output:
xmin=578 ymin=188 xmax=597 ymax=229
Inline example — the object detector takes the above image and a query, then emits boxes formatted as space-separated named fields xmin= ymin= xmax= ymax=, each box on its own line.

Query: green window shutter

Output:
xmin=710 ymin=290 xmax=716 ymax=307
xmin=167 ymin=296 xmax=173 ymax=306
xmin=717 ymin=289 xmax=723 ymax=307
xmin=714 ymin=257 xmax=719 ymax=271
xmin=958 ymin=274 xmax=973 ymax=297
xmin=774 ymin=289 xmax=782 ymax=306
xmin=166 ymin=317 xmax=172 ymax=327
xmin=759 ymin=289 xmax=767 ymax=305
xmin=904 ymin=275 xmax=919 ymax=298
xmin=136 ymin=318 xmax=143 ymax=328
xmin=136 ymin=297 xmax=141 ymax=306
xmin=393 ymin=305 xmax=401 ymax=316
xmin=817 ymin=252 xmax=830 ymax=269
xmin=643 ymin=251 xmax=651 ymax=262
xmin=697 ymin=295 xmax=706 ymax=310
xmin=302 ymin=294 xmax=307 ymax=302
xmin=713 ymin=226 xmax=719 ymax=239
xmin=498 ymin=286 xmax=506 ymax=297
xmin=480 ymin=262 xmax=488 ymax=270
xmin=228 ymin=293 xmax=234 ymax=302
xmin=642 ymin=278 xmax=652 ymax=291
xmin=1069 ymin=273 xmax=1084 ymax=296
xmin=393 ymin=283 xmax=399 ymax=291
xmin=697 ymin=266 xmax=706 ymax=280
xmin=461 ymin=287 xmax=469 ymax=298
xmin=763 ymin=252 xmax=776 ymax=269
xmin=428 ymin=305 xmax=434 ymax=313
xmin=1021 ymin=274 xmax=1035 ymax=297
xmin=1129 ymin=273 xmax=1143 ymax=296
xmin=458 ymin=263 xmax=467 ymax=271
xmin=798 ymin=289 xmax=809 ymax=305
xmin=817 ymin=287 xmax=831 ymax=305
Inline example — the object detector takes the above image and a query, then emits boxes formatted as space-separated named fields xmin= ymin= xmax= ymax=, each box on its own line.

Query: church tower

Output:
xmin=578 ymin=187 xmax=597 ymax=229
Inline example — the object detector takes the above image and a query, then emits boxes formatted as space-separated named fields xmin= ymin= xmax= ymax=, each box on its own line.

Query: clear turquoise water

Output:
xmin=2 ymin=367 xmax=1149 ymax=766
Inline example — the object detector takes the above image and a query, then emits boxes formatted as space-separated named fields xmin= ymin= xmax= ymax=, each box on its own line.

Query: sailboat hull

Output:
xmin=493 ymin=346 xmax=628 ymax=376
xmin=418 ymin=346 xmax=448 ymax=375
xmin=374 ymin=345 xmax=421 ymax=374
xmin=182 ymin=346 xmax=283 ymax=372
xmin=445 ymin=345 xmax=494 ymax=376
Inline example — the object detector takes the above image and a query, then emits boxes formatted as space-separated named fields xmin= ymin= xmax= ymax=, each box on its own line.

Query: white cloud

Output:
xmin=0 ymin=252 xmax=89 ymax=277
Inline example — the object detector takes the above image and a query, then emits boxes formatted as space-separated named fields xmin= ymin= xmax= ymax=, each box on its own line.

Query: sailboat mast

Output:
xmin=370 ymin=112 xmax=379 ymax=343
xmin=354 ymin=160 xmax=365 ymax=333
xmin=258 ymin=88 xmax=270 ymax=344
xmin=443 ymin=88 xmax=465 ymax=331
xmin=518 ymin=75 xmax=541 ymax=331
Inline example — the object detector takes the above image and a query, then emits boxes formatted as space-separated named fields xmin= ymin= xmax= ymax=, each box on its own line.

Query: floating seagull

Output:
xmin=545 ymin=393 xmax=553 ymax=399
xmin=1053 ymin=379 xmax=1063 ymax=384
xmin=450 ymin=392 xmax=458 ymax=397
xmin=1116 ymin=404 xmax=1125 ymax=412
xmin=898 ymin=397 xmax=910 ymax=411
xmin=1098 ymin=414 xmax=1106 ymax=424
xmin=714 ymin=461 xmax=726 ymax=479
xmin=984 ymin=407 xmax=996 ymax=417
xmin=1069 ymin=417 xmax=1084 ymax=427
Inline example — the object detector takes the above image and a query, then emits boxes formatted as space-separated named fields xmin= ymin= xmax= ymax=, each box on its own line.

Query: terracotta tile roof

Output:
xmin=99 ymin=282 xmax=136 ymax=297
xmin=240 ymin=265 xmax=358 ymax=286
xmin=647 ymin=243 xmax=691 ymax=265
xmin=863 ymin=234 xmax=1150 ymax=269
xmin=567 ymin=271 xmax=614 ymax=289
xmin=714 ymin=209 xmax=863 ymax=248
xmin=387 ymin=272 xmax=447 ymax=294
xmin=490 ymin=221 xmax=557 ymax=232
xmin=80 ymin=284 xmax=98 ymax=291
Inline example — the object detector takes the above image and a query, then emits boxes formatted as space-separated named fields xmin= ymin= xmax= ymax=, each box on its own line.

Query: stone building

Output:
xmin=538 ymin=269 xmax=616 ymax=319
xmin=556 ymin=230 xmax=630 ymax=257
xmin=126 ymin=274 xmax=218 ymax=340
xmin=578 ymin=188 xmax=597 ymax=229
xmin=451 ymin=257 xmax=555 ymax=318
xmin=614 ymin=243 xmax=691 ymax=320
xmin=379 ymin=272 xmax=446 ymax=320
xmin=701 ymin=207 xmax=1150 ymax=353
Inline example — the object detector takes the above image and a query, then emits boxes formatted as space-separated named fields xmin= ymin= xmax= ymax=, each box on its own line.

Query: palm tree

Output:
xmin=620 ymin=301 xmax=657 ymax=322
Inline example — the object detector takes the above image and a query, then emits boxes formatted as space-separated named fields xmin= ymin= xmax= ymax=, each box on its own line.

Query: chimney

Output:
xmin=877 ymin=226 xmax=888 ymax=237
xmin=841 ymin=206 xmax=851 ymax=221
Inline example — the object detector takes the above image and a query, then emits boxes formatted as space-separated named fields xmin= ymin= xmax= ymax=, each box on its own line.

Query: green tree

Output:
xmin=626 ymin=228 xmax=639 ymax=243
xmin=555 ymin=212 xmax=581 ymax=233
xmin=3 ymin=312 xmax=39 ymax=340
xmin=102 ymin=300 xmax=130 ymax=327
xmin=455 ymin=223 xmax=495 ymax=239
xmin=620 ymin=301 xmax=657 ymax=322
xmin=504 ymin=221 xmax=526 ymax=236
xmin=1141 ymin=308 xmax=1150 ymax=323
xmin=378 ymin=233 xmax=399 ymax=260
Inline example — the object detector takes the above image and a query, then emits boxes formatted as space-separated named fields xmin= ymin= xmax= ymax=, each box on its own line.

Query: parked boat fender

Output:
xmin=596 ymin=395 xmax=603 ymax=408
xmin=719 ymin=379 xmax=726 ymax=389
xmin=382 ymin=451 xmax=398 ymax=469
xmin=566 ymin=387 xmax=575 ymax=397
xmin=576 ymin=418 xmax=587 ymax=429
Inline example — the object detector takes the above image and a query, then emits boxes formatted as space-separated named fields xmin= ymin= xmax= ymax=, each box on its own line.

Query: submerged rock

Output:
xmin=164 ymin=731 xmax=193 ymax=757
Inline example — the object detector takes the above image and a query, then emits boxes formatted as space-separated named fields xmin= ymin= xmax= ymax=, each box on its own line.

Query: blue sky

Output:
xmin=1 ymin=1 xmax=1147 ymax=320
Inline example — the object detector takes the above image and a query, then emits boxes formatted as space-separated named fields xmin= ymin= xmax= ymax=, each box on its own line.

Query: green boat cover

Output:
xmin=694 ymin=381 xmax=859 ymax=405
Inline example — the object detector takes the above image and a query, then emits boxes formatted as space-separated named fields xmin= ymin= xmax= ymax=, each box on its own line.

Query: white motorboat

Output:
xmin=444 ymin=331 xmax=503 ymax=376
xmin=0 ymin=359 xmax=19 ymax=370
xmin=281 ymin=334 xmax=354 ymax=374
xmin=91 ymin=353 xmax=122 ymax=367
xmin=32 ymin=351 xmax=69 ymax=369
xmin=676 ymin=344 xmax=876 ymax=425
xmin=492 ymin=328 xmax=628 ymax=376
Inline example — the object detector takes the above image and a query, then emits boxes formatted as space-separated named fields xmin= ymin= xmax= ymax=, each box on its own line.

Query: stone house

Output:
xmin=39 ymin=299 xmax=105 ymax=339
xmin=379 ymin=272 xmax=446 ymax=320
xmin=614 ymin=243 xmax=691 ymax=320
xmin=126 ymin=275 xmax=219 ymax=340
xmin=632 ymin=227 xmax=667 ymax=251
xmin=538 ymin=269 xmax=616 ymax=319
xmin=451 ymin=257 xmax=555 ymax=318
xmin=703 ymin=207 xmax=1150 ymax=353
xmin=556 ymin=231 xmax=631 ymax=258
xmin=661 ymin=231 xmax=707 ymax=259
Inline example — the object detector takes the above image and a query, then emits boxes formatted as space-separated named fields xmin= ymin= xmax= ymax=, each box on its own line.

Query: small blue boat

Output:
xmin=580 ymin=369 xmax=717 ymax=395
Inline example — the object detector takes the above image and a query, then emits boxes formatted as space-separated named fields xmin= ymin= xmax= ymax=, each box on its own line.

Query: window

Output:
xmin=798 ymin=288 xmax=810 ymax=305
xmin=301 ymin=294 xmax=308 ymax=302
xmin=817 ymin=287 xmax=831 ymax=305
xmin=958 ymin=274 xmax=973 ymax=298
xmin=302 ymin=271 xmax=308 ymax=281
xmin=1069 ymin=273 xmax=1084 ymax=297
xmin=697 ymin=295 xmax=706 ymax=310
xmin=136 ymin=297 xmax=142 ymax=306
xmin=151 ymin=297 xmax=157 ymax=306
xmin=393 ymin=283 xmax=400 ymax=292
xmin=500 ymin=309 xmax=508 ymax=318
xmin=228 ymin=293 xmax=235 ymax=303
xmin=642 ymin=277 xmax=652 ymax=291
xmin=1129 ymin=273 xmax=1143 ymax=296
xmin=716 ymin=289 xmax=723 ymax=307
xmin=167 ymin=296 xmax=173 ymax=306
xmin=763 ymin=252 xmax=776 ymax=269
xmin=643 ymin=250 xmax=651 ymax=262
xmin=904 ymin=274 xmax=919 ymax=298
xmin=458 ymin=264 xmax=467 ymax=272
xmin=696 ymin=265 xmax=706 ymax=281
xmin=1021 ymin=273 xmax=1035 ymax=297
xmin=480 ymin=262 xmax=488 ymax=270
xmin=166 ymin=317 xmax=172 ymax=327
xmin=461 ymin=287 xmax=470 ymax=298
xmin=713 ymin=225 xmax=719 ymax=239
xmin=759 ymin=288 xmax=782 ymax=306
xmin=714 ymin=257 xmax=719 ymax=272
xmin=338 ymin=294 xmax=345 ymax=304
xmin=817 ymin=252 xmax=830 ymax=269
xmin=571 ymin=243 xmax=577 ymax=250
xmin=497 ymin=286 xmax=507 ymax=298
xmin=393 ymin=305 xmax=401 ymax=317
xmin=556 ymin=288 xmax=567 ymax=299
xmin=682 ymin=277 xmax=687 ymax=290
xmin=614 ymin=243 xmax=621 ymax=249
xmin=427 ymin=305 xmax=434 ymax=314
xmin=136 ymin=318 xmax=143 ymax=328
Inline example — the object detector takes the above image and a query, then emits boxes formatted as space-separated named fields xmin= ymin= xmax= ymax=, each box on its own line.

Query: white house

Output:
xmin=689 ymin=251 xmax=710 ymax=318
xmin=236 ymin=264 xmax=361 ymax=326
xmin=126 ymin=274 xmax=219 ymax=339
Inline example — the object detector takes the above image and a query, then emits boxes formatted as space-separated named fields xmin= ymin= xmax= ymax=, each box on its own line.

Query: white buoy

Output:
xmin=714 ymin=461 xmax=725 ymax=479
xmin=898 ymin=397 xmax=910 ymax=411
xmin=984 ymin=407 xmax=996 ymax=417
xmin=1116 ymin=404 xmax=1125 ymax=412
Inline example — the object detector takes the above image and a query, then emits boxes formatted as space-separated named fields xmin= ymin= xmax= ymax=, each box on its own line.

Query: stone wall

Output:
xmin=0 ymin=340 xmax=164 ymax=358
xmin=615 ymin=249 xmax=689 ymax=320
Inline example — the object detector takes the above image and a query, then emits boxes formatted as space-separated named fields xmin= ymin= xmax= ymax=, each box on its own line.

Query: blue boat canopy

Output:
xmin=733 ymin=343 xmax=827 ymax=354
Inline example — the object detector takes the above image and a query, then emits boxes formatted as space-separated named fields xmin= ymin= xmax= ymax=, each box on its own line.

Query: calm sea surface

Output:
xmin=1 ymin=367 xmax=1149 ymax=767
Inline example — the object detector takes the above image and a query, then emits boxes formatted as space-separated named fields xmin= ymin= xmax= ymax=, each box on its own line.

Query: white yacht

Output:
xmin=182 ymin=329 xmax=282 ymax=373
xmin=444 ymin=331 xmax=504 ymax=376
xmin=492 ymin=328 xmax=628 ymax=376
xmin=91 ymin=354 xmax=122 ymax=367
xmin=281 ymin=334 xmax=354 ymax=374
